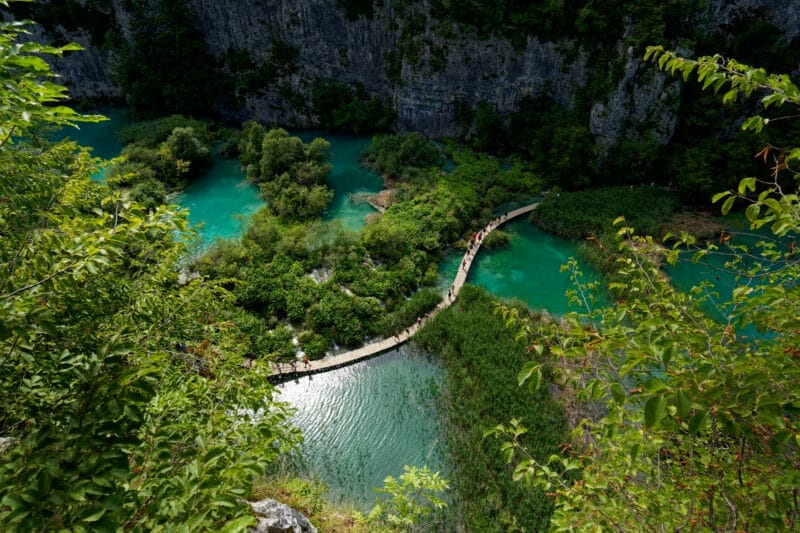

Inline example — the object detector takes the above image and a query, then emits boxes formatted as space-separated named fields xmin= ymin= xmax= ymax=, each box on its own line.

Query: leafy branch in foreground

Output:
xmin=356 ymin=466 xmax=448 ymax=530
xmin=491 ymin=52 xmax=800 ymax=531
xmin=0 ymin=11 xmax=299 ymax=531
xmin=0 ymin=16 xmax=104 ymax=147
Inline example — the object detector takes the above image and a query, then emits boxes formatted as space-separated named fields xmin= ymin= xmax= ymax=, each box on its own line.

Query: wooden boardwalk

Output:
xmin=269 ymin=202 xmax=539 ymax=380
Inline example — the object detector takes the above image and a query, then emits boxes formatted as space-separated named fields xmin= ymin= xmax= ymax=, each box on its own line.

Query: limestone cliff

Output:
xmin=20 ymin=0 xmax=800 ymax=146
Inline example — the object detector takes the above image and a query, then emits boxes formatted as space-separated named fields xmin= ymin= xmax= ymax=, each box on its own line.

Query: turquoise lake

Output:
xmin=277 ymin=346 xmax=444 ymax=507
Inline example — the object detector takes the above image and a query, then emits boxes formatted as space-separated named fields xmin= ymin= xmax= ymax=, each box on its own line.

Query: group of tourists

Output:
xmin=461 ymin=210 xmax=508 ymax=272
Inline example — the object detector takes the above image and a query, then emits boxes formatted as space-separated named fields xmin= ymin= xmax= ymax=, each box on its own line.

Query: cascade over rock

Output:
xmin=20 ymin=0 xmax=799 ymax=145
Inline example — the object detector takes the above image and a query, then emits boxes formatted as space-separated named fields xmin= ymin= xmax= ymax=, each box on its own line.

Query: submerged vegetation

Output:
xmin=415 ymin=285 xmax=568 ymax=531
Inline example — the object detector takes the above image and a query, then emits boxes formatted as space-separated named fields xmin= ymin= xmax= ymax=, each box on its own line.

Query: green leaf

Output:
xmin=611 ymin=384 xmax=625 ymax=405
xmin=2 ymin=493 xmax=27 ymax=509
xmin=712 ymin=191 xmax=730 ymax=203
xmin=676 ymin=391 xmax=691 ymax=418
xmin=203 ymin=447 xmax=227 ymax=466
xmin=745 ymin=202 xmax=761 ymax=222
xmin=80 ymin=507 xmax=107 ymax=523
xmin=517 ymin=362 xmax=542 ymax=391
xmin=738 ymin=177 xmax=756 ymax=194
xmin=630 ymin=442 xmax=642 ymax=463
xmin=721 ymin=195 xmax=735 ymax=215
xmin=687 ymin=411 xmax=708 ymax=434
xmin=644 ymin=396 xmax=666 ymax=428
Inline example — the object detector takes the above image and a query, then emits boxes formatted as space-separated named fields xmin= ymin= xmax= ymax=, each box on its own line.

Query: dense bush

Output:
xmin=243 ymin=128 xmax=335 ymax=222
xmin=362 ymin=133 xmax=444 ymax=180
xmin=129 ymin=176 xmax=167 ymax=210
xmin=531 ymin=186 xmax=681 ymax=239
xmin=106 ymin=125 xmax=212 ymax=190
xmin=415 ymin=285 xmax=567 ymax=531
xmin=0 ymin=29 xmax=299 ymax=530
xmin=383 ymin=288 xmax=442 ymax=335
xmin=164 ymin=127 xmax=212 ymax=177
xmin=298 ymin=331 xmax=330 ymax=360
xmin=481 ymin=229 xmax=510 ymax=250
xmin=447 ymin=149 xmax=544 ymax=208
xmin=116 ymin=115 xmax=213 ymax=148
xmin=306 ymin=286 xmax=383 ymax=348
xmin=311 ymin=79 xmax=396 ymax=134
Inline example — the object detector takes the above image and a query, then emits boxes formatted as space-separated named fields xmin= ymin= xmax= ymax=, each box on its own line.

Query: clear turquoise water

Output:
xmin=666 ymin=216 xmax=781 ymax=334
xmin=276 ymin=346 xmax=444 ymax=508
xmin=296 ymin=130 xmax=383 ymax=231
xmin=54 ymin=108 xmax=131 ymax=181
xmin=439 ymin=219 xmax=600 ymax=315
xmin=174 ymin=158 xmax=264 ymax=247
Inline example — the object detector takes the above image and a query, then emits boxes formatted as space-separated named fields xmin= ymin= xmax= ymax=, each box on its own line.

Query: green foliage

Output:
xmin=0 ymin=18 xmax=104 ymax=147
xmin=447 ymin=148 xmax=544 ymax=208
xmin=383 ymin=288 xmax=441 ymax=335
xmin=481 ymin=229 xmax=510 ymax=250
xmin=0 ymin=24 xmax=299 ymax=530
xmin=363 ymin=179 xmax=479 ymax=261
xmin=203 ymin=130 xmax=540 ymax=375
xmin=297 ymin=331 xmax=329 ymax=361
xmin=112 ymin=0 xmax=223 ymax=118
xmin=495 ymin=53 xmax=800 ymax=531
xmin=117 ymin=114 xmax=213 ymax=148
xmin=311 ymin=79 xmax=396 ymax=134
xmin=306 ymin=286 xmax=383 ymax=348
xmin=236 ymin=255 xmax=319 ymax=323
xmin=107 ymin=125 xmax=211 ymax=190
xmin=362 ymin=133 xmax=444 ymax=180
xmin=237 ymin=121 xmax=267 ymax=169
xmin=243 ymin=128 xmax=334 ymax=222
xmin=165 ymin=127 xmax=212 ymax=177
xmin=531 ymin=186 xmax=681 ymax=239
xmin=415 ymin=285 xmax=568 ymax=531
xmin=358 ymin=466 xmax=449 ymax=529
xmin=129 ymin=176 xmax=166 ymax=210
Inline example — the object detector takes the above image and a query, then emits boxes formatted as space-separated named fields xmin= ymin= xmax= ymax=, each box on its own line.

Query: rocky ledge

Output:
xmin=249 ymin=498 xmax=318 ymax=533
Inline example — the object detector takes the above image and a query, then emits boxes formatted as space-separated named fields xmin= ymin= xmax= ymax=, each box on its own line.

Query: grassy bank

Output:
xmin=415 ymin=285 xmax=568 ymax=531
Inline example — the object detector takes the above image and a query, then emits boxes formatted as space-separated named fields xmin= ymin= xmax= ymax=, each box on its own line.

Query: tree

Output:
xmin=0 ymin=12 xmax=298 ymax=530
xmin=112 ymin=0 xmax=222 ymax=118
xmin=489 ymin=50 xmax=800 ymax=531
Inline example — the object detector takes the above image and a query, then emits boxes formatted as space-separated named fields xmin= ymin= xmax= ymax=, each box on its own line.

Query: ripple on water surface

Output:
xmin=277 ymin=346 xmax=444 ymax=508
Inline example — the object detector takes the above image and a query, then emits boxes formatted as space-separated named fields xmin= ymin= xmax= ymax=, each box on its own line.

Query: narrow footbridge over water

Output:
xmin=269 ymin=202 xmax=539 ymax=379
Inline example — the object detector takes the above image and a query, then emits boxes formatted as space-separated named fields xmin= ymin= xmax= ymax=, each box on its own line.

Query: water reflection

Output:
xmin=277 ymin=345 xmax=445 ymax=508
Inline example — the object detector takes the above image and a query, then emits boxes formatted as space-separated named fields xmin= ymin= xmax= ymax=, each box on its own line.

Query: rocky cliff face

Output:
xmin=29 ymin=0 xmax=800 ymax=145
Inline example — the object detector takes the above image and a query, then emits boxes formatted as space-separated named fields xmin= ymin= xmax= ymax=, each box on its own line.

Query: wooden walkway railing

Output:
xmin=269 ymin=202 xmax=539 ymax=379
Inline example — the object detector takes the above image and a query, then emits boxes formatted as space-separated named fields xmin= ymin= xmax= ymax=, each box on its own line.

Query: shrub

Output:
xmin=383 ymin=288 xmax=442 ymax=335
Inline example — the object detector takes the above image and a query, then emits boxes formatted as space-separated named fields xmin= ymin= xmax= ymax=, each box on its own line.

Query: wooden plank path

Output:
xmin=269 ymin=202 xmax=539 ymax=380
